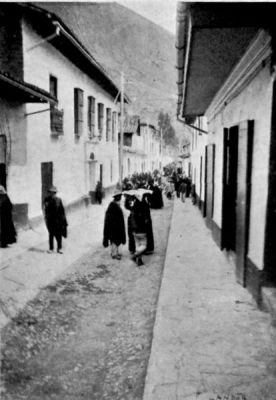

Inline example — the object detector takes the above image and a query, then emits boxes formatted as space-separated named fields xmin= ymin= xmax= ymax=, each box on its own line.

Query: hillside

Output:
xmin=35 ymin=2 xmax=177 ymax=126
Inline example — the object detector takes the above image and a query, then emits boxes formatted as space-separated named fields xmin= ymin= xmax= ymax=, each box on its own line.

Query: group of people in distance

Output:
xmin=0 ymin=171 xmax=164 ymax=266
xmin=103 ymin=177 xmax=164 ymax=267
xmin=165 ymin=169 xmax=192 ymax=202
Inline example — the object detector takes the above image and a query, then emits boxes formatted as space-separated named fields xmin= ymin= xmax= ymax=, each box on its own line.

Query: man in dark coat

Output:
xmin=0 ymin=185 xmax=17 ymax=248
xmin=103 ymin=190 xmax=126 ymax=259
xmin=43 ymin=186 xmax=68 ymax=254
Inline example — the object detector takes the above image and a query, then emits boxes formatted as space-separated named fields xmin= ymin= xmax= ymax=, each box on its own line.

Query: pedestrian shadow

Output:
xmin=28 ymin=247 xmax=48 ymax=253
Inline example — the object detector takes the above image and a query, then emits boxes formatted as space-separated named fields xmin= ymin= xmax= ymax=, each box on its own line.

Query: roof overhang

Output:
xmin=176 ymin=2 xmax=276 ymax=119
xmin=17 ymin=3 xmax=130 ymax=104
xmin=0 ymin=71 xmax=57 ymax=104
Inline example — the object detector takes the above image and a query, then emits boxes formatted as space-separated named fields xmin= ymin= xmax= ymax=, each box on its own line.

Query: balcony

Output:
xmin=50 ymin=107 xmax=64 ymax=136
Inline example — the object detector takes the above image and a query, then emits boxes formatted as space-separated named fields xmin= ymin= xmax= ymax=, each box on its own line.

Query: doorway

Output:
xmin=41 ymin=162 xmax=53 ymax=207
xmin=264 ymin=79 xmax=276 ymax=283
xmin=205 ymin=144 xmax=215 ymax=228
xmin=221 ymin=126 xmax=239 ymax=251
xmin=99 ymin=163 xmax=103 ymax=185
xmin=0 ymin=135 xmax=6 ymax=188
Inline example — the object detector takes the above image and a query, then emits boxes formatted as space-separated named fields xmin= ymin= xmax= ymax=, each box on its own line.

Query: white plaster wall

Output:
xmin=209 ymin=66 xmax=273 ymax=270
xmin=21 ymin=20 xmax=119 ymax=218
xmin=190 ymin=123 xmax=208 ymax=202
xmin=0 ymin=99 xmax=28 ymax=203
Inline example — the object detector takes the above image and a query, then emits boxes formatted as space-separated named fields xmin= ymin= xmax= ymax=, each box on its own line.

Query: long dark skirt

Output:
xmin=128 ymin=215 xmax=154 ymax=253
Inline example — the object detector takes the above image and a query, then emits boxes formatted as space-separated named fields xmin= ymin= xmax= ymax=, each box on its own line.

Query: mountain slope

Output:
xmin=36 ymin=2 xmax=177 ymax=125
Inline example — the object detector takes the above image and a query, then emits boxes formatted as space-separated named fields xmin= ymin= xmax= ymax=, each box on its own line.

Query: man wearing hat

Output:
xmin=103 ymin=188 xmax=126 ymax=259
xmin=43 ymin=186 xmax=68 ymax=254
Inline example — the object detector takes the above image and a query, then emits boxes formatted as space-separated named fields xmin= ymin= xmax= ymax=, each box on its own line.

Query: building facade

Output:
xmin=176 ymin=2 xmax=276 ymax=302
xmin=0 ymin=3 xmax=125 ymax=226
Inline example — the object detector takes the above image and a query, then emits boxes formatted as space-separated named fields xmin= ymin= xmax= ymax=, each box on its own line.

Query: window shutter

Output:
xmin=74 ymin=88 xmax=83 ymax=135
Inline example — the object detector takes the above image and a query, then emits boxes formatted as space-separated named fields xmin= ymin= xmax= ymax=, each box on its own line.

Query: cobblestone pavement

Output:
xmin=143 ymin=199 xmax=276 ymax=400
xmin=0 ymin=199 xmax=173 ymax=400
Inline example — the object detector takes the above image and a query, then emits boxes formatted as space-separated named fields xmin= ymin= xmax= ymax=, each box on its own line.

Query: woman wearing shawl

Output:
xmin=0 ymin=185 xmax=17 ymax=248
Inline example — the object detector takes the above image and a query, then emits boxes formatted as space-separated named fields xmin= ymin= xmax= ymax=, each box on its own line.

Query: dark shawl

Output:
xmin=103 ymin=201 xmax=126 ymax=247
xmin=0 ymin=193 xmax=17 ymax=247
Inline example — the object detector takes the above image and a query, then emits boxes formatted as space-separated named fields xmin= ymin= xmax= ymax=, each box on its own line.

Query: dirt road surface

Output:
xmin=1 ymin=200 xmax=173 ymax=400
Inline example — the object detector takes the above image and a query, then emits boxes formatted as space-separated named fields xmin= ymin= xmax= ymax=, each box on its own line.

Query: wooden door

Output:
xmin=221 ymin=127 xmax=238 ymax=251
xmin=41 ymin=162 xmax=53 ymax=207
xmin=205 ymin=144 xmax=215 ymax=227
xmin=0 ymin=135 xmax=6 ymax=188
xmin=264 ymin=79 xmax=276 ymax=283
xmin=235 ymin=120 xmax=254 ymax=286
xmin=99 ymin=164 xmax=103 ymax=185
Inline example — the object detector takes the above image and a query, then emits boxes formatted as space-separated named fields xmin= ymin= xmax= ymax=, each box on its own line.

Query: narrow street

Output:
xmin=0 ymin=199 xmax=173 ymax=400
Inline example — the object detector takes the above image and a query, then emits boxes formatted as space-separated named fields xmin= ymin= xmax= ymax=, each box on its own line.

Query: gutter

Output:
xmin=177 ymin=115 xmax=208 ymax=135
xmin=22 ymin=3 xmax=131 ymax=104
xmin=176 ymin=3 xmax=192 ymax=118
xmin=53 ymin=21 xmax=130 ymax=103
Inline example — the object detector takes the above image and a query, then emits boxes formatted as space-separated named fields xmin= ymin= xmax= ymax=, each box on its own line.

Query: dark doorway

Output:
xmin=235 ymin=121 xmax=254 ymax=286
xmin=99 ymin=164 xmax=103 ymax=185
xmin=41 ymin=162 xmax=53 ymax=207
xmin=221 ymin=126 xmax=239 ymax=251
xmin=0 ymin=164 xmax=6 ymax=188
xmin=0 ymin=135 xmax=6 ymax=188
xmin=205 ymin=144 xmax=215 ymax=228
xmin=264 ymin=79 xmax=276 ymax=283
xmin=199 ymin=155 xmax=203 ymax=209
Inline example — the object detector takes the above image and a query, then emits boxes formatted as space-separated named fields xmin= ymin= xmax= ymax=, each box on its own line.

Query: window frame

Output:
xmin=87 ymin=96 xmax=96 ymax=139
xmin=74 ymin=88 xmax=84 ymax=136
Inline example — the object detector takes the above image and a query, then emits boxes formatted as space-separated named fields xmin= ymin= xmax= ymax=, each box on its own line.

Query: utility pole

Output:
xmin=119 ymin=71 xmax=124 ymax=187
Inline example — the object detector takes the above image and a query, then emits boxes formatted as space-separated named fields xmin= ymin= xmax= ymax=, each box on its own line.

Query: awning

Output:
xmin=0 ymin=71 xmax=57 ymax=105
xmin=176 ymin=2 xmax=276 ymax=119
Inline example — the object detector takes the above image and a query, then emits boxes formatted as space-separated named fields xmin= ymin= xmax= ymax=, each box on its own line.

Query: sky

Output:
xmin=115 ymin=0 xmax=177 ymax=34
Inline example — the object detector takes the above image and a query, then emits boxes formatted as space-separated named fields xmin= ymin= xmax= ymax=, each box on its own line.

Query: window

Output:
xmin=74 ymin=88 xmax=84 ymax=136
xmin=112 ymin=112 xmax=117 ymax=141
xmin=98 ymin=103 xmax=104 ymax=137
xmin=49 ymin=75 xmax=63 ymax=135
xmin=50 ymin=75 xmax=57 ymax=98
xmin=106 ymin=108 xmax=111 ymax=141
xmin=87 ymin=96 xmax=95 ymax=138
xmin=110 ymin=160 xmax=113 ymax=182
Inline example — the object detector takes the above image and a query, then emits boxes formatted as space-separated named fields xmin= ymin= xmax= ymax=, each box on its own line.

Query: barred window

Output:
xmin=112 ymin=112 xmax=117 ymax=141
xmin=106 ymin=108 xmax=111 ymax=141
xmin=88 ymin=96 xmax=95 ymax=138
xmin=98 ymin=103 xmax=104 ymax=137
xmin=74 ymin=88 xmax=84 ymax=136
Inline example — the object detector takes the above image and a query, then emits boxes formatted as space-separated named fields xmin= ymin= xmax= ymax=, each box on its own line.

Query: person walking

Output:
xmin=103 ymin=189 xmax=126 ymax=260
xmin=129 ymin=189 xmax=151 ymax=266
xmin=179 ymin=178 xmax=187 ymax=202
xmin=0 ymin=185 xmax=17 ymax=248
xmin=43 ymin=186 xmax=68 ymax=254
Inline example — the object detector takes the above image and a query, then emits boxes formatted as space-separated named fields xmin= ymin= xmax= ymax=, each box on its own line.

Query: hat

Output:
xmin=48 ymin=185 xmax=57 ymax=193
xmin=112 ymin=188 xmax=122 ymax=198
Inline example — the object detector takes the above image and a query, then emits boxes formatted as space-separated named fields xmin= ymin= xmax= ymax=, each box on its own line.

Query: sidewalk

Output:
xmin=0 ymin=195 xmax=112 ymax=330
xmin=143 ymin=199 xmax=276 ymax=400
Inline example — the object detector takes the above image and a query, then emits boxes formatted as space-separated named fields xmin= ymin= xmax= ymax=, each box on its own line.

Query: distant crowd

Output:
xmin=0 ymin=168 xmax=193 ymax=269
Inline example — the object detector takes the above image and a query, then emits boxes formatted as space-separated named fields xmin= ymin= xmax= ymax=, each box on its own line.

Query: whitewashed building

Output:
xmin=0 ymin=3 xmax=128 ymax=227
xmin=122 ymin=118 xmax=163 ymax=177
xmin=176 ymin=2 xmax=276 ymax=302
